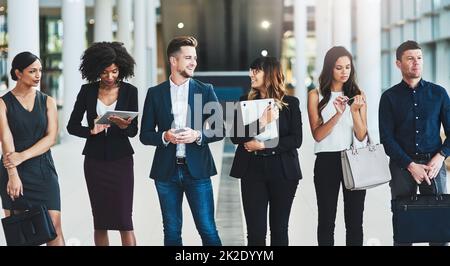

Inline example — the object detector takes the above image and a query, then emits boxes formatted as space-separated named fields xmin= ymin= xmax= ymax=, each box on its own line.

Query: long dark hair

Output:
xmin=317 ymin=46 xmax=361 ymax=120
xmin=248 ymin=57 xmax=287 ymax=109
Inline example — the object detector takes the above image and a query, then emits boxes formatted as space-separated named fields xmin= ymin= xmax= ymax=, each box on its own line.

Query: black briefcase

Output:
xmin=1 ymin=200 xmax=57 ymax=246
xmin=392 ymin=183 xmax=450 ymax=244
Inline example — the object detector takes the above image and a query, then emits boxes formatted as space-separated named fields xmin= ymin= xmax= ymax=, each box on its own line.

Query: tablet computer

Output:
xmin=239 ymin=98 xmax=278 ymax=141
xmin=95 ymin=110 xmax=139 ymax=125
xmin=239 ymin=98 xmax=275 ymax=125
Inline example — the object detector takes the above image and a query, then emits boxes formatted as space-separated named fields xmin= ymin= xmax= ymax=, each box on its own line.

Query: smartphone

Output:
xmin=174 ymin=128 xmax=187 ymax=134
xmin=346 ymin=96 xmax=356 ymax=106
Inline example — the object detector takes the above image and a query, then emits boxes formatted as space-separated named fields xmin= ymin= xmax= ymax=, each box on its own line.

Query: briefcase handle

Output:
xmin=411 ymin=179 xmax=443 ymax=201
xmin=9 ymin=197 xmax=33 ymax=216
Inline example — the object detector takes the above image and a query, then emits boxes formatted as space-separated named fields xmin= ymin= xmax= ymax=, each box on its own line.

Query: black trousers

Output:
xmin=241 ymin=156 xmax=298 ymax=246
xmin=313 ymin=152 xmax=366 ymax=246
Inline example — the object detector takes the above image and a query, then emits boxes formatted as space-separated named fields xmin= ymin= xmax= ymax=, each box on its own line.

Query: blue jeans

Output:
xmin=155 ymin=165 xmax=222 ymax=246
xmin=389 ymin=159 xmax=448 ymax=246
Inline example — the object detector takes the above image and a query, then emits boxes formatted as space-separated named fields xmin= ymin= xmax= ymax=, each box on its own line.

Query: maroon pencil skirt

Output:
xmin=84 ymin=155 xmax=134 ymax=231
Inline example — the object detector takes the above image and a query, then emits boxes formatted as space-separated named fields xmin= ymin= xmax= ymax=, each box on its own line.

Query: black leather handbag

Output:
xmin=1 ymin=199 xmax=57 ymax=246
xmin=392 ymin=181 xmax=450 ymax=244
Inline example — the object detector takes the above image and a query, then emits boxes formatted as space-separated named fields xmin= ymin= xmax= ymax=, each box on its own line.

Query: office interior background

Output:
xmin=0 ymin=0 xmax=448 ymax=139
xmin=0 ymin=0 xmax=449 ymax=247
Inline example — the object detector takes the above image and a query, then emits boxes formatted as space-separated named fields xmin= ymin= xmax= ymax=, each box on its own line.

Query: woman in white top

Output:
xmin=307 ymin=46 xmax=367 ymax=246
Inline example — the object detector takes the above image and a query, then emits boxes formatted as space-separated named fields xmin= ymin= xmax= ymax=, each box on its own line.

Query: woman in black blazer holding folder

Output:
xmin=230 ymin=57 xmax=303 ymax=246
xmin=67 ymin=42 xmax=138 ymax=246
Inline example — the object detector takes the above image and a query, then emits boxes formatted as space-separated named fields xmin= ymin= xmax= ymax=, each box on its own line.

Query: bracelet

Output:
xmin=8 ymin=173 xmax=18 ymax=178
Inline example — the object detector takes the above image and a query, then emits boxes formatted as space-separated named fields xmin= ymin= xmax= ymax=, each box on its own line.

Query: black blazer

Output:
xmin=230 ymin=95 xmax=303 ymax=180
xmin=66 ymin=81 xmax=138 ymax=161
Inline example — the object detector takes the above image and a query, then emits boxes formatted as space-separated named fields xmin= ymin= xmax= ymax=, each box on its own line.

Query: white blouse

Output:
xmin=96 ymin=99 xmax=117 ymax=116
xmin=314 ymin=90 xmax=354 ymax=154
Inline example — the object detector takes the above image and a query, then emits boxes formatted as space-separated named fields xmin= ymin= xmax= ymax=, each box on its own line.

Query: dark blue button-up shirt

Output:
xmin=379 ymin=79 xmax=450 ymax=168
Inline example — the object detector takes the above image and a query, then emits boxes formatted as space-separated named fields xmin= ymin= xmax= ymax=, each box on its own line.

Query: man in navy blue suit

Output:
xmin=140 ymin=36 xmax=223 ymax=246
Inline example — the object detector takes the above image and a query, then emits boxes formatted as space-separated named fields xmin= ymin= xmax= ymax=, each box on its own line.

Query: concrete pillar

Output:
xmin=117 ymin=0 xmax=132 ymax=51
xmin=356 ymin=0 xmax=381 ymax=142
xmin=7 ymin=0 xmax=40 ymax=88
xmin=146 ymin=0 xmax=158 ymax=87
xmin=62 ymin=0 xmax=86 ymax=139
xmin=332 ymin=0 xmax=352 ymax=50
xmin=294 ymin=0 xmax=307 ymax=111
xmin=134 ymin=0 xmax=147 ymax=111
xmin=315 ymin=0 xmax=333 ymax=78
xmin=94 ymin=0 xmax=113 ymax=42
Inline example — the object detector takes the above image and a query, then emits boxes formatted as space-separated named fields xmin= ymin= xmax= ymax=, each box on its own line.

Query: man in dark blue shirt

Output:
xmin=379 ymin=40 xmax=450 ymax=246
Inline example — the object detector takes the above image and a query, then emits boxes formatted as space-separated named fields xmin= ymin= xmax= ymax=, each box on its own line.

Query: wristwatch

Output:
xmin=439 ymin=150 xmax=447 ymax=159
xmin=195 ymin=131 xmax=202 ymax=144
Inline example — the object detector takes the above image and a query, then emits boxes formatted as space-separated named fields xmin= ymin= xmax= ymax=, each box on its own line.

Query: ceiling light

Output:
xmin=261 ymin=20 xmax=271 ymax=29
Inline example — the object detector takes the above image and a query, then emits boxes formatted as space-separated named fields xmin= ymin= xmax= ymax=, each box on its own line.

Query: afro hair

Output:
xmin=79 ymin=42 xmax=135 ymax=82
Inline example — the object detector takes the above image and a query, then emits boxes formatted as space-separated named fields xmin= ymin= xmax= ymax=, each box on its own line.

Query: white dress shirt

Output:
xmin=160 ymin=77 xmax=204 ymax=158
xmin=162 ymin=77 xmax=203 ymax=156
xmin=171 ymin=77 xmax=190 ymax=157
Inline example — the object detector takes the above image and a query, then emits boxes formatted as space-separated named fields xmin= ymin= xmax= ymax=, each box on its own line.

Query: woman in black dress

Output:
xmin=0 ymin=52 xmax=65 ymax=245
xmin=67 ymin=42 xmax=138 ymax=246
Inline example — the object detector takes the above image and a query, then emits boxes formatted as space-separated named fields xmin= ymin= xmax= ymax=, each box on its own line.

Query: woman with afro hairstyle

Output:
xmin=67 ymin=42 xmax=138 ymax=246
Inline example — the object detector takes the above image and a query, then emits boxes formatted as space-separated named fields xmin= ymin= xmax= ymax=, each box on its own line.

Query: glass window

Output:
xmin=382 ymin=31 xmax=390 ymax=50
xmin=391 ymin=27 xmax=403 ymax=49
xmin=433 ymin=0 xmax=442 ymax=9
xmin=404 ymin=22 xmax=416 ymax=40
xmin=390 ymin=0 xmax=403 ymax=22
xmin=435 ymin=41 xmax=450 ymax=91
xmin=381 ymin=0 xmax=391 ymax=26
xmin=390 ymin=51 xmax=402 ymax=83
xmin=381 ymin=52 xmax=391 ymax=91
xmin=422 ymin=43 xmax=436 ymax=81
xmin=439 ymin=10 xmax=450 ymax=38
xmin=39 ymin=16 xmax=63 ymax=107
xmin=417 ymin=17 xmax=433 ymax=42
xmin=419 ymin=0 xmax=433 ymax=15
xmin=403 ymin=0 xmax=416 ymax=19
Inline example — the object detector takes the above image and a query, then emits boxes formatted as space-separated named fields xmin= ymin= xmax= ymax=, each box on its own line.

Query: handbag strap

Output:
xmin=9 ymin=197 xmax=33 ymax=216
xmin=350 ymin=131 xmax=372 ymax=152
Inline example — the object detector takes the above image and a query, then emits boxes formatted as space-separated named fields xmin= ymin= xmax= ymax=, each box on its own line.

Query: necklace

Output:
xmin=12 ymin=91 xmax=36 ymax=111
xmin=100 ymin=80 xmax=120 ymax=90
xmin=13 ymin=91 xmax=35 ymax=99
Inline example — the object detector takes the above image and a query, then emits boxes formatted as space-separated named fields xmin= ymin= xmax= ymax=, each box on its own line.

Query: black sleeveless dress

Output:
xmin=0 ymin=91 xmax=61 ymax=210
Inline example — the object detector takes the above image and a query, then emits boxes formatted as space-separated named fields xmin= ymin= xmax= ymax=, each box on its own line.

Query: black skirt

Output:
xmin=84 ymin=155 xmax=134 ymax=230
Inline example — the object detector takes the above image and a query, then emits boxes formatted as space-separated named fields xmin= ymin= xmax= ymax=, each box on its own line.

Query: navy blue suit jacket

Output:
xmin=140 ymin=79 xmax=224 ymax=180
